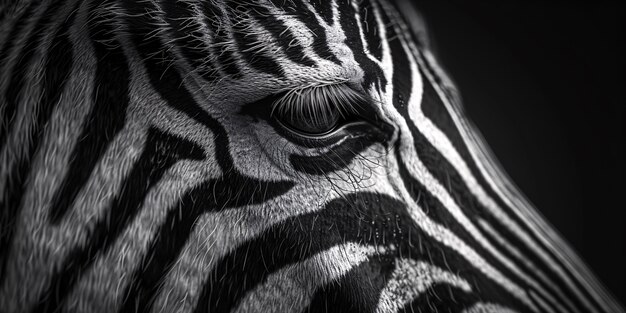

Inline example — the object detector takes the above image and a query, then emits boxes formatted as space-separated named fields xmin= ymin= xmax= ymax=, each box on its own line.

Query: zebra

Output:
xmin=0 ymin=0 xmax=623 ymax=312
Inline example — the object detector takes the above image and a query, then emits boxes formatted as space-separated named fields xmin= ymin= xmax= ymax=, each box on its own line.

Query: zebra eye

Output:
xmin=270 ymin=84 xmax=366 ymax=137
xmin=273 ymin=106 xmax=341 ymax=136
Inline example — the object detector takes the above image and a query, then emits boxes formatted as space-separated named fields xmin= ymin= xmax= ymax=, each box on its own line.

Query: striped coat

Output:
xmin=0 ymin=0 xmax=622 ymax=312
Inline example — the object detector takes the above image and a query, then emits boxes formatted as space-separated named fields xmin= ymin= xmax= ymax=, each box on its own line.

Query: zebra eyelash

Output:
xmin=269 ymin=84 xmax=369 ymax=125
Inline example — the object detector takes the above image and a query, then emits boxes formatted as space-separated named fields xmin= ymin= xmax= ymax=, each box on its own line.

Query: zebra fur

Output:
xmin=0 ymin=0 xmax=623 ymax=312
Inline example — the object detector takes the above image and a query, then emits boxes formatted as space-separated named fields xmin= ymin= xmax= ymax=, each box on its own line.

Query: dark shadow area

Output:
xmin=412 ymin=0 xmax=625 ymax=303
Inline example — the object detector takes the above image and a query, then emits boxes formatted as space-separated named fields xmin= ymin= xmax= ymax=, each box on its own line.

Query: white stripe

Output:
xmin=392 ymin=5 xmax=610 ymax=307
xmin=233 ymin=243 xmax=380 ymax=313
xmin=375 ymin=258 xmax=472 ymax=313
xmin=394 ymin=107 xmax=536 ymax=311
xmin=374 ymin=3 xmax=535 ymax=309
xmin=350 ymin=0 xmax=384 ymax=68
xmin=462 ymin=302 xmax=518 ymax=313
xmin=261 ymin=1 xmax=338 ymax=69
xmin=151 ymin=178 xmax=360 ymax=313
xmin=0 ymin=3 xmax=101 ymax=311
xmin=390 ymin=10 xmax=577 ymax=312
xmin=418 ymin=45 xmax=594 ymax=309
xmin=461 ymin=114 xmax=622 ymax=312
xmin=381 ymin=2 xmax=611 ymax=312
xmin=529 ymin=290 xmax=558 ymax=313
xmin=477 ymin=218 xmax=573 ymax=313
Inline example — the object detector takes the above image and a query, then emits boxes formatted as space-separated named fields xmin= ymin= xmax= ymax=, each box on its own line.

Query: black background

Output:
xmin=411 ymin=0 xmax=625 ymax=304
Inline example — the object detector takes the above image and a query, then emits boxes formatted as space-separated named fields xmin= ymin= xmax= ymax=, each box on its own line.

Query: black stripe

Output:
xmin=119 ymin=201 xmax=201 ymax=313
xmin=119 ymin=3 xmax=295 ymax=311
xmin=387 ymin=21 xmax=532 ymax=311
xmin=395 ymin=11 xmax=583 ymax=302
xmin=250 ymin=1 xmax=316 ymax=67
xmin=289 ymin=0 xmax=341 ymax=65
xmin=193 ymin=192 xmax=530 ymax=313
xmin=305 ymin=259 xmax=396 ymax=313
xmin=124 ymin=0 xmax=291 ymax=186
xmin=336 ymin=0 xmax=385 ymax=90
xmin=123 ymin=0 xmax=236 ymax=171
xmin=48 ymin=6 xmax=130 ymax=223
xmin=0 ymin=2 xmax=75 ymax=284
xmin=119 ymin=175 xmax=293 ymax=313
xmin=394 ymin=147 xmax=533 ymax=311
xmin=193 ymin=193 xmax=414 ymax=313
xmin=419 ymin=71 xmax=579 ymax=312
xmin=381 ymin=0 xmax=601 ymax=304
xmin=213 ymin=26 xmax=241 ymax=77
xmin=200 ymin=1 xmax=241 ymax=78
xmin=309 ymin=0 xmax=334 ymax=26
xmin=419 ymin=63 xmax=596 ymax=311
xmin=404 ymin=24 xmax=596 ymax=311
xmin=528 ymin=289 xmax=560 ymax=313
xmin=33 ymin=127 xmax=205 ymax=313
xmin=398 ymin=284 xmax=480 ymax=313
xmin=1 ymin=1 xmax=63 ymax=151
xmin=224 ymin=3 xmax=284 ymax=77
xmin=161 ymin=0 xmax=220 ymax=82
xmin=389 ymin=5 xmax=599 ymax=308
xmin=0 ymin=0 xmax=35 ymax=281
xmin=359 ymin=0 xmax=383 ymax=61
xmin=0 ymin=1 xmax=36 ymax=72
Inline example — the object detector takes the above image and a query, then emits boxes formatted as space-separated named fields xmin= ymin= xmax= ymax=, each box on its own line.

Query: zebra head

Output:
xmin=0 ymin=0 xmax=622 ymax=312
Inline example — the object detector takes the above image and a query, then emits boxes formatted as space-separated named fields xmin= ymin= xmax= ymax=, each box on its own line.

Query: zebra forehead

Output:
xmin=122 ymin=0 xmax=402 ymax=94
